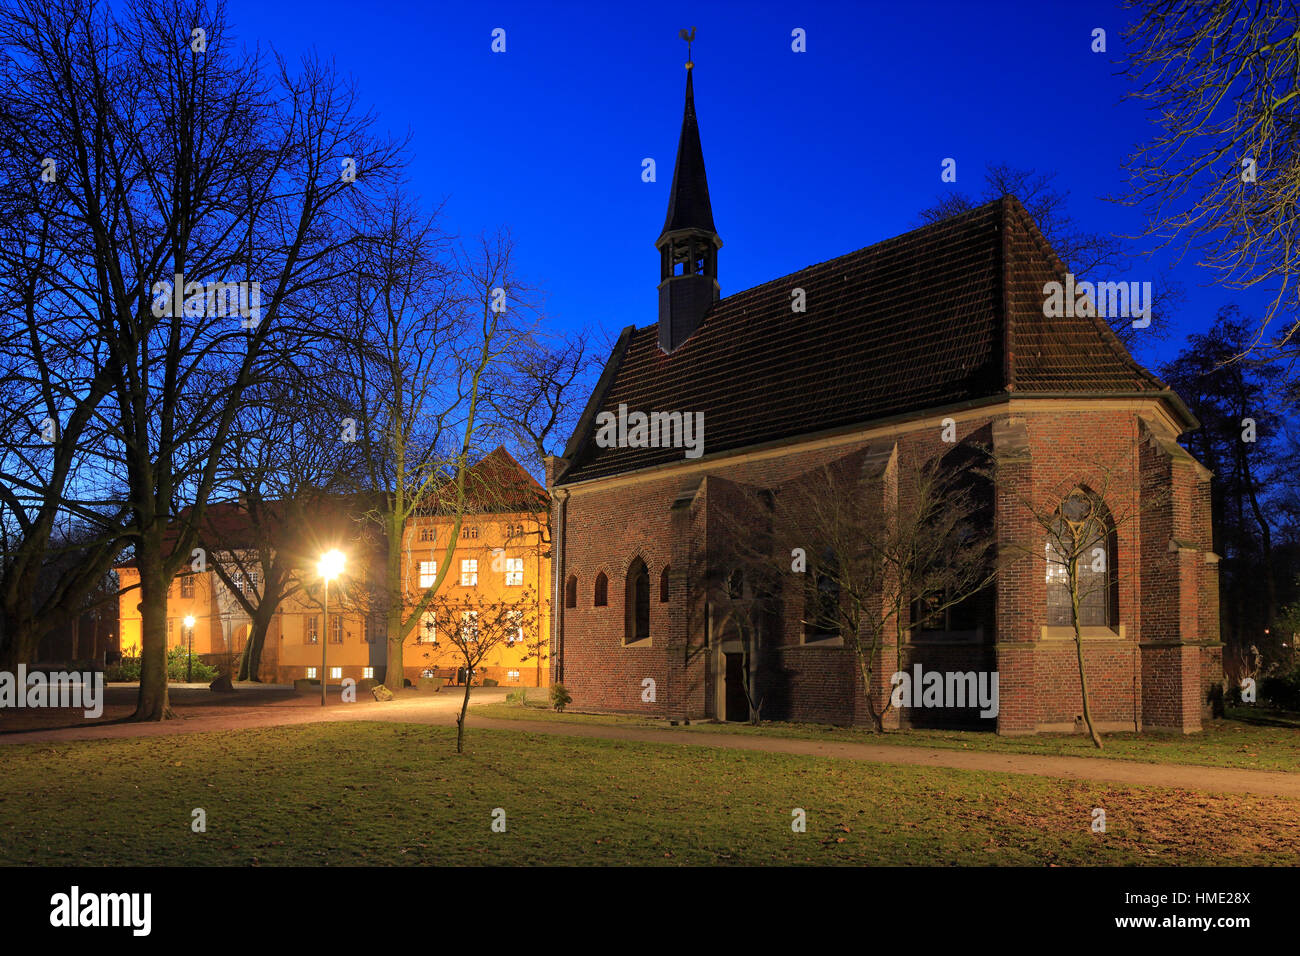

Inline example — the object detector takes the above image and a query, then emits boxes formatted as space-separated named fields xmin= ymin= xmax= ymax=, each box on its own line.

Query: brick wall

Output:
xmin=554 ymin=403 xmax=1222 ymax=734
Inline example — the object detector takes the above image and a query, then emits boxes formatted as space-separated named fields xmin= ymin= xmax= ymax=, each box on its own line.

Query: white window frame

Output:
xmin=460 ymin=610 xmax=479 ymax=642
xmin=330 ymin=667 xmax=342 ymax=680
xmin=460 ymin=559 xmax=478 ymax=587
xmin=505 ymin=557 xmax=524 ymax=587
xmin=306 ymin=667 xmax=317 ymax=679
xmin=362 ymin=666 xmax=374 ymax=679
xmin=418 ymin=610 xmax=437 ymax=644
xmin=419 ymin=560 xmax=437 ymax=589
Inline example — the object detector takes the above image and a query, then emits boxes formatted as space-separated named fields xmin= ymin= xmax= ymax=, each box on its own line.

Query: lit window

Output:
xmin=419 ymin=560 xmax=437 ymax=589
xmin=421 ymin=668 xmax=436 ymax=678
xmin=330 ymin=667 xmax=342 ymax=679
xmin=1046 ymin=492 xmax=1113 ymax=628
xmin=460 ymin=611 xmax=479 ymax=642
xmin=362 ymin=667 xmax=374 ymax=679
xmin=505 ymin=557 xmax=523 ymax=586
xmin=419 ymin=611 xmax=437 ymax=644
xmin=306 ymin=616 xmax=319 ymax=644
xmin=181 ymin=575 xmax=195 ymax=598
xmin=506 ymin=608 xmax=524 ymax=644
xmin=507 ymin=669 xmax=520 ymax=681
xmin=460 ymin=559 xmax=478 ymax=586
xmin=329 ymin=615 xmax=343 ymax=643
xmin=306 ymin=667 xmax=317 ymax=679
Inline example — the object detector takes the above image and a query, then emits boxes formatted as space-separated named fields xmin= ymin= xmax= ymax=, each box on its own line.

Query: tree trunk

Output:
xmin=0 ymin=612 xmax=38 ymax=672
xmin=855 ymin=649 xmax=888 ymax=733
xmin=239 ymin=606 xmax=275 ymax=681
xmin=456 ymin=678 xmax=472 ymax=753
xmin=1071 ymin=573 xmax=1103 ymax=749
xmin=383 ymin=514 xmax=407 ymax=692
xmin=133 ymin=549 xmax=174 ymax=721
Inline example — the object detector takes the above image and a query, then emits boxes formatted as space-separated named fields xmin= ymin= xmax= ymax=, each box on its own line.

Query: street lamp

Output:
xmin=318 ymin=549 xmax=345 ymax=706
xmin=183 ymin=614 xmax=196 ymax=682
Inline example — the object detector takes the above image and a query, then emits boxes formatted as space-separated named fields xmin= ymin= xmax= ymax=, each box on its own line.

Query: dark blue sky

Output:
xmin=224 ymin=0 xmax=1260 ymax=370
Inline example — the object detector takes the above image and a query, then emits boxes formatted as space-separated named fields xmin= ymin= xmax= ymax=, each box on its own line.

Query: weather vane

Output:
xmin=679 ymin=26 xmax=696 ymax=69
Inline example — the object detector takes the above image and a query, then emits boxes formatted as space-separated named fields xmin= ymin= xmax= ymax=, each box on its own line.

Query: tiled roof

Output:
xmin=559 ymin=196 xmax=1170 ymax=485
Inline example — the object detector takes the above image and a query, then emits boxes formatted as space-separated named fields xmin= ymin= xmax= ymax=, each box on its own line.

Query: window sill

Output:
xmin=622 ymin=638 xmax=652 ymax=649
xmin=1040 ymin=624 xmax=1125 ymax=641
xmin=908 ymin=629 xmax=983 ymax=644
xmin=801 ymin=636 xmax=844 ymax=648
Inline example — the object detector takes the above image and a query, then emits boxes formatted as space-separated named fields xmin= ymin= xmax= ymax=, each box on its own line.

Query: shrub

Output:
xmin=105 ymin=646 xmax=219 ymax=683
xmin=505 ymin=688 xmax=528 ymax=707
xmin=1260 ymin=666 xmax=1300 ymax=711
xmin=166 ymin=645 xmax=219 ymax=682
xmin=550 ymin=683 xmax=572 ymax=713
xmin=481 ymin=677 xmax=499 ymax=687
xmin=105 ymin=657 xmax=142 ymax=682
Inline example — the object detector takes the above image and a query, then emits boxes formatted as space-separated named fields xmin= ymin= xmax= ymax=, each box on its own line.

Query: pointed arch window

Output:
xmin=660 ymin=565 xmax=670 ymax=603
xmin=565 ymin=574 xmax=578 ymax=609
xmin=806 ymin=550 xmax=841 ymax=643
xmin=1045 ymin=491 xmax=1116 ymax=628
xmin=594 ymin=572 xmax=608 ymax=607
xmin=625 ymin=558 xmax=650 ymax=643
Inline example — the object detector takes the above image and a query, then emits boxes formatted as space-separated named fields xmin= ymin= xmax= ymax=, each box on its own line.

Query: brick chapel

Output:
xmin=545 ymin=61 xmax=1223 ymax=735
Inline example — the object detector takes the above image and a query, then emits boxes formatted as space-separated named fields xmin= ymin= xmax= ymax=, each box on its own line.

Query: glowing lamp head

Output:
xmin=183 ymin=615 xmax=196 ymax=628
xmin=319 ymin=549 xmax=345 ymax=581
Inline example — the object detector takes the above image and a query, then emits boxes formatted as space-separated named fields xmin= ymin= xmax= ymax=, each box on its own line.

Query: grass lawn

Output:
xmin=1 ymin=721 xmax=1297 ymax=866
xmin=471 ymin=698 xmax=1300 ymax=774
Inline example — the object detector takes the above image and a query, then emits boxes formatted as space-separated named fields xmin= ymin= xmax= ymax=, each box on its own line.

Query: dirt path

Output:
xmin=4 ymin=690 xmax=1297 ymax=800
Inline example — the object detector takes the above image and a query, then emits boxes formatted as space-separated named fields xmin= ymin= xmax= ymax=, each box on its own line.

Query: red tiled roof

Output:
xmin=559 ymin=196 xmax=1172 ymax=484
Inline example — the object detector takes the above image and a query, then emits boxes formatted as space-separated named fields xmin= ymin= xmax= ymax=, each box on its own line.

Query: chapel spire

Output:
xmin=656 ymin=28 xmax=722 ymax=354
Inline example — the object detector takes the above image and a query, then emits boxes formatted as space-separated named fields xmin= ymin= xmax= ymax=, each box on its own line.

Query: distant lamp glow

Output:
xmin=318 ymin=550 xmax=346 ymax=706
xmin=183 ymin=614 xmax=196 ymax=629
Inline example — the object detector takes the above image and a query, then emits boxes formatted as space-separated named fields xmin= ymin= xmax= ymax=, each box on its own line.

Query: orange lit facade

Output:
xmin=116 ymin=456 xmax=552 ymax=687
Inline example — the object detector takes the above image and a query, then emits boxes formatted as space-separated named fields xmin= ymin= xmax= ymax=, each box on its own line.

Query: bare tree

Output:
xmin=422 ymin=588 xmax=540 ymax=753
xmin=993 ymin=449 xmax=1168 ymax=749
xmin=725 ymin=446 xmax=997 ymax=732
xmin=1119 ymin=0 xmax=1300 ymax=366
xmin=333 ymin=196 xmax=538 ymax=691
xmin=199 ymin=374 xmax=356 ymax=680
xmin=0 ymin=0 xmax=405 ymax=719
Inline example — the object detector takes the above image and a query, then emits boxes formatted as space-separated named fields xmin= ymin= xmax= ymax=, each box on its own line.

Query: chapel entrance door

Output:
xmin=724 ymin=652 xmax=749 ymax=722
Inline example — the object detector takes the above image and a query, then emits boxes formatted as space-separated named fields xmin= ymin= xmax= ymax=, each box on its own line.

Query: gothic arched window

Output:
xmin=625 ymin=558 xmax=650 ymax=643
xmin=594 ymin=572 xmax=608 ymax=607
xmin=1045 ymin=490 xmax=1115 ymax=628
xmin=565 ymin=574 xmax=578 ymax=609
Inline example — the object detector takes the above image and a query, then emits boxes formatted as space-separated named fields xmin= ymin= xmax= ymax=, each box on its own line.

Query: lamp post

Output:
xmin=183 ymin=615 xmax=196 ymax=683
xmin=318 ymin=549 xmax=345 ymax=706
